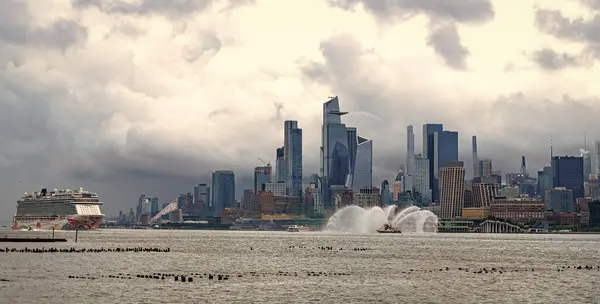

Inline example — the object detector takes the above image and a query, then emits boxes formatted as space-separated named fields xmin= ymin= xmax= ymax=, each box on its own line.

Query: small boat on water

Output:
xmin=287 ymin=225 xmax=311 ymax=232
xmin=377 ymin=224 xmax=402 ymax=234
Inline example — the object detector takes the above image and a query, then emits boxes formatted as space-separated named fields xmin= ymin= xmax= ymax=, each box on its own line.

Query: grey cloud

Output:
xmin=302 ymin=35 xmax=600 ymax=183
xmin=72 ymin=0 xmax=254 ymax=16
xmin=531 ymin=48 xmax=579 ymax=70
xmin=328 ymin=0 xmax=493 ymax=70
xmin=427 ymin=23 xmax=470 ymax=70
xmin=535 ymin=8 xmax=600 ymax=58
xmin=329 ymin=0 xmax=494 ymax=23
xmin=0 ymin=1 xmax=87 ymax=49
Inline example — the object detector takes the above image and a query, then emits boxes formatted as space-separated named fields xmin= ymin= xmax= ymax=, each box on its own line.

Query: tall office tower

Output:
xmin=433 ymin=130 xmax=459 ymax=202
xmin=352 ymin=136 xmax=373 ymax=191
xmin=321 ymin=96 xmax=350 ymax=210
xmin=439 ymin=161 xmax=465 ymax=219
xmin=552 ymin=156 xmax=584 ymax=202
xmin=478 ymin=159 xmax=493 ymax=178
xmin=275 ymin=147 xmax=285 ymax=183
xmin=581 ymin=149 xmax=592 ymax=181
xmin=407 ymin=125 xmax=415 ymax=174
xmin=521 ymin=156 xmax=527 ymax=176
xmin=537 ymin=166 xmax=553 ymax=200
xmin=596 ymin=140 xmax=600 ymax=177
xmin=380 ymin=180 xmax=393 ymax=205
xmin=253 ymin=165 xmax=272 ymax=194
xmin=347 ymin=127 xmax=358 ymax=178
xmin=423 ymin=124 xmax=444 ymax=201
xmin=150 ymin=197 xmax=159 ymax=217
xmin=413 ymin=154 xmax=431 ymax=204
xmin=211 ymin=170 xmax=235 ymax=214
xmin=284 ymin=120 xmax=303 ymax=197
xmin=137 ymin=194 xmax=146 ymax=222
xmin=193 ymin=183 xmax=211 ymax=214
xmin=472 ymin=136 xmax=479 ymax=179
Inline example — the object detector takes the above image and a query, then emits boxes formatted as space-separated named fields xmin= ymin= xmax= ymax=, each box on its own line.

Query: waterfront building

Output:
xmin=439 ymin=161 xmax=465 ymax=219
xmin=490 ymin=197 xmax=546 ymax=222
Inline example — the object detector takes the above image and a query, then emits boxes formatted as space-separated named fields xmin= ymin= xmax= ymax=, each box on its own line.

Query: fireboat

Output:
xmin=377 ymin=224 xmax=402 ymax=233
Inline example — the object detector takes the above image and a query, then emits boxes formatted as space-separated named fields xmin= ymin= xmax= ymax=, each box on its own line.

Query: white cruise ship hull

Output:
xmin=12 ymin=214 xmax=105 ymax=231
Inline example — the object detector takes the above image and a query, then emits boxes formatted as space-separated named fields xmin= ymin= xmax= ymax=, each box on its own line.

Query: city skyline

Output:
xmin=2 ymin=0 xmax=600 ymax=219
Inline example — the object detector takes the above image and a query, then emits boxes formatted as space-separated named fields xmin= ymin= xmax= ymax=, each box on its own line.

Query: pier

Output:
xmin=0 ymin=237 xmax=67 ymax=242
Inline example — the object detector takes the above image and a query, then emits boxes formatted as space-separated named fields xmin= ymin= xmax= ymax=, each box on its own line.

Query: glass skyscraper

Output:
xmin=552 ymin=156 xmax=584 ymax=201
xmin=253 ymin=165 xmax=272 ymax=194
xmin=284 ymin=120 xmax=303 ymax=197
xmin=433 ymin=130 xmax=459 ymax=202
xmin=211 ymin=170 xmax=235 ymax=214
xmin=423 ymin=124 xmax=443 ymax=202
xmin=275 ymin=147 xmax=285 ymax=183
xmin=352 ymin=136 xmax=373 ymax=191
xmin=321 ymin=97 xmax=350 ymax=210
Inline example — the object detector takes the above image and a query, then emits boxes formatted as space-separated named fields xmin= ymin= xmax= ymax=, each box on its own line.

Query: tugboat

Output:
xmin=377 ymin=223 xmax=402 ymax=233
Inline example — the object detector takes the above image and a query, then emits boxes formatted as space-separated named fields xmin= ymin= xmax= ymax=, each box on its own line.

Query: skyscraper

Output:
xmin=321 ymin=96 xmax=350 ymax=209
xmin=581 ymin=149 xmax=592 ymax=181
xmin=253 ymin=165 xmax=272 ymax=194
xmin=347 ymin=127 xmax=358 ymax=178
xmin=275 ymin=147 xmax=285 ymax=183
xmin=193 ymin=183 xmax=210 ymax=214
xmin=596 ymin=140 xmax=600 ymax=177
xmin=423 ymin=124 xmax=443 ymax=202
xmin=413 ymin=154 xmax=431 ymax=204
xmin=552 ymin=156 xmax=584 ymax=202
xmin=439 ymin=161 xmax=465 ymax=219
xmin=433 ymin=130 xmax=459 ymax=202
xmin=478 ymin=159 xmax=493 ymax=178
xmin=407 ymin=125 xmax=415 ymax=174
xmin=352 ymin=136 xmax=373 ymax=191
xmin=472 ymin=136 xmax=478 ymax=178
xmin=284 ymin=120 xmax=303 ymax=197
xmin=211 ymin=170 xmax=235 ymax=214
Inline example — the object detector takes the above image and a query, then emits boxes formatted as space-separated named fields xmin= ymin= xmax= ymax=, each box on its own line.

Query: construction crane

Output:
xmin=257 ymin=157 xmax=271 ymax=167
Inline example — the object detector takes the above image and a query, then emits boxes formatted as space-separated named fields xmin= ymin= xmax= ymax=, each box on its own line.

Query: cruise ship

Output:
xmin=12 ymin=187 xmax=105 ymax=231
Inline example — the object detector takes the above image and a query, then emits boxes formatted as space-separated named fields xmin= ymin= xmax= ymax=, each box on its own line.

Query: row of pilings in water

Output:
xmin=62 ymin=265 xmax=600 ymax=283
xmin=290 ymin=246 xmax=372 ymax=251
xmin=0 ymin=247 xmax=170 ymax=253
xmin=66 ymin=270 xmax=354 ymax=282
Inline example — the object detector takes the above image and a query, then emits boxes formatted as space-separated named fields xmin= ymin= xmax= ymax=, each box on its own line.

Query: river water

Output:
xmin=0 ymin=229 xmax=599 ymax=303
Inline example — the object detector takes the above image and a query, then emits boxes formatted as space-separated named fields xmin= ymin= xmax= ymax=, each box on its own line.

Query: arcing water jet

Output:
xmin=325 ymin=205 xmax=438 ymax=233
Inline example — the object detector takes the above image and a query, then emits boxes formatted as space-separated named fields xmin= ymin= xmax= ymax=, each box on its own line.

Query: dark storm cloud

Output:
xmin=535 ymin=7 xmax=600 ymax=58
xmin=0 ymin=1 xmax=87 ymax=49
xmin=531 ymin=48 xmax=580 ymax=70
xmin=302 ymin=35 xmax=600 ymax=182
xmin=328 ymin=0 xmax=493 ymax=23
xmin=328 ymin=0 xmax=493 ymax=69
xmin=72 ymin=0 xmax=255 ymax=16
xmin=427 ymin=23 xmax=470 ymax=70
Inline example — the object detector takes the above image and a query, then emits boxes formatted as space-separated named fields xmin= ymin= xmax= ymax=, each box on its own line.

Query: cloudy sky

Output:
xmin=1 ymin=0 xmax=600 ymax=219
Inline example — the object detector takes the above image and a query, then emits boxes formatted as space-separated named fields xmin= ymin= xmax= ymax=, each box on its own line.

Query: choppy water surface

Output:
xmin=1 ymin=229 xmax=600 ymax=304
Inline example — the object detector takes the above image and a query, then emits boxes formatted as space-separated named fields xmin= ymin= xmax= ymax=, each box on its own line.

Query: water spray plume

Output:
xmin=580 ymin=149 xmax=589 ymax=157
xmin=325 ymin=205 xmax=438 ymax=233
